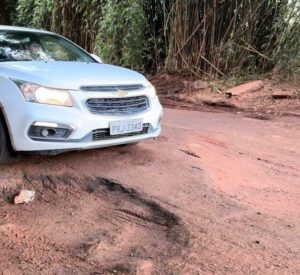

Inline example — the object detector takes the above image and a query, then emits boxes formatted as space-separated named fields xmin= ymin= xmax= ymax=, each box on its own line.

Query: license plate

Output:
xmin=110 ymin=118 xmax=143 ymax=135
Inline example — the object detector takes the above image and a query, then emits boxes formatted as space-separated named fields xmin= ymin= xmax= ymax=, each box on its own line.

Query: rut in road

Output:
xmin=0 ymin=174 xmax=190 ymax=274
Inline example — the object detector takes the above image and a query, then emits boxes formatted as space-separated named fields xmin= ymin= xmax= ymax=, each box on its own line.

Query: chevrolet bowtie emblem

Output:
xmin=114 ymin=90 xmax=128 ymax=97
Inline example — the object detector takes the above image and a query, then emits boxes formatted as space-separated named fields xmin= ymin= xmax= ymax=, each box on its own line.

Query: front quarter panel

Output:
xmin=0 ymin=76 xmax=29 ymax=149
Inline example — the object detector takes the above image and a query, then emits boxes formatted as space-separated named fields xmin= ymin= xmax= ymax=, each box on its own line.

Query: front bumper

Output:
xmin=3 ymin=87 xmax=163 ymax=151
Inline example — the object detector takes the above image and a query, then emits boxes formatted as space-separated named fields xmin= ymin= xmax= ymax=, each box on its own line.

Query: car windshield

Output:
xmin=0 ymin=30 xmax=96 ymax=63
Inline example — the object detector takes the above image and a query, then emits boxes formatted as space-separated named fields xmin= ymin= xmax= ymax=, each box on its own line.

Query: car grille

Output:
xmin=92 ymin=124 xmax=149 ymax=141
xmin=85 ymin=96 xmax=149 ymax=115
xmin=81 ymin=85 xmax=144 ymax=92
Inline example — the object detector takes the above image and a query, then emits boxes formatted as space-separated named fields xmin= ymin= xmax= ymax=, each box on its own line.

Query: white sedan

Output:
xmin=0 ymin=25 xmax=162 ymax=163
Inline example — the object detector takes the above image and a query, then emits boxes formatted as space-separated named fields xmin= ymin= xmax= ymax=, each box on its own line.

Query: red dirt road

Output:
xmin=0 ymin=108 xmax=299 ymax=274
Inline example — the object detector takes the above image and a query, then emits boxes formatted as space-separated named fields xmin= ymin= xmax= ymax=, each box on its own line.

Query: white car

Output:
xmin=0 ymin=26 xmax=162 ymax=163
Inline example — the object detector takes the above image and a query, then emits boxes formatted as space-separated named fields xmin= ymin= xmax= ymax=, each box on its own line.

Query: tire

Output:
xmin=0 ymin=117 xmax=16 ymax=164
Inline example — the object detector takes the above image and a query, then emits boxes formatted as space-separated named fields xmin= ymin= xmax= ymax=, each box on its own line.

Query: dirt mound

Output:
xmin=151 ymin=74 xmax=300 ymax=117
xmin=0 ymin=175 xmax=190 ymax=274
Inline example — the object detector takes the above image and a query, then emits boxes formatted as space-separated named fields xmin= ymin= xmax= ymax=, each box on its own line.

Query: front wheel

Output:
xmin=0 ymin=118 xmax=16 ymax=164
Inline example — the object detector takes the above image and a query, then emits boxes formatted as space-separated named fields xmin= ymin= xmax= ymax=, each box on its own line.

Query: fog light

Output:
xmin=28 ymin=124 xmax=72 ymax=140
xmin=41 ymin=129 xmax=49 ymax=137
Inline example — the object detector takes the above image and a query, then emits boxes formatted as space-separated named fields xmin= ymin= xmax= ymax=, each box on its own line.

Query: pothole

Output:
xmin=0 ymin=174 xmax=190 ymax=274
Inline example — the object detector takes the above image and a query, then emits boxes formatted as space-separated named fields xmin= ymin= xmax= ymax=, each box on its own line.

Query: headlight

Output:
xmin=14 ymin=81 xmax=72 ymax=107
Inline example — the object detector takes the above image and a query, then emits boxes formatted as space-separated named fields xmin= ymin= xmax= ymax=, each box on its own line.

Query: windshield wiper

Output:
xmin=0 ymin=58 xmax=34 ymax=62
xmin=14 ymin=58 xmax=33 ymax=61
xmin=0 ymin=58 xmax=12 ymax=62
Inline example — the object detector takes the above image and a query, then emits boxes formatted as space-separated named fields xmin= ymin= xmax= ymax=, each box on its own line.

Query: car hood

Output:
xmin=0 ymin=61 xmax=150 ymax=90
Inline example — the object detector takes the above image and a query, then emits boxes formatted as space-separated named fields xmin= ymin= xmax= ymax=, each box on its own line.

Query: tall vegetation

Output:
xmin=94 ymin=0 xmax=149 ymax=71
xmin=0 ymin=0 xmax=299 ymax=78
xmin=165 ymin=0 xmax=300 ymax=78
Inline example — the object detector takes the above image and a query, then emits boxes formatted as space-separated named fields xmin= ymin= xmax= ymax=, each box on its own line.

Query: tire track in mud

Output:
xmin=0 ymin=174 xmax=190 ymax=274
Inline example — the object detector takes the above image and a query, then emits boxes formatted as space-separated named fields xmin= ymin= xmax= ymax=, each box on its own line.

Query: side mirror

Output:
xmin=90 ymin=54 xmax=103 ymax=63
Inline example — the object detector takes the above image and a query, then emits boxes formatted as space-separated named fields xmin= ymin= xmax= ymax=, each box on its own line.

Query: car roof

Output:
xmin=0 ymin=25 xmax=52 ymax=34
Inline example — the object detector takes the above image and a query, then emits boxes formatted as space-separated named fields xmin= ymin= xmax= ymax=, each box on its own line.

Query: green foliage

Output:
xmin=15 ymin=0 xmax=52 ymax=28
xmin=50 ymin=0 xmax=105 ymax=52
xmin=266 ymin=0 xmax=300 ymax=77
xmin=94 ymin=0 xmax=149 ymax=71
xmin=3 ymin=0 xmax=300 ymax=78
